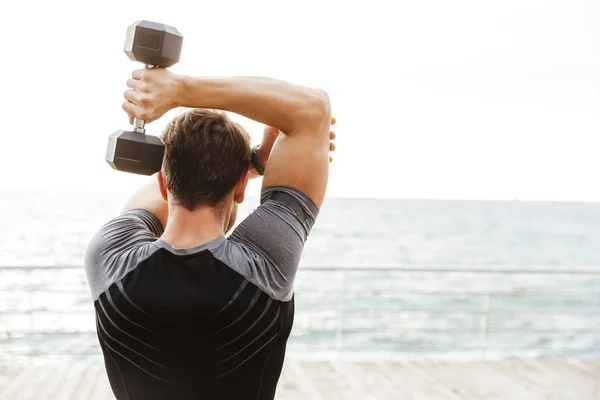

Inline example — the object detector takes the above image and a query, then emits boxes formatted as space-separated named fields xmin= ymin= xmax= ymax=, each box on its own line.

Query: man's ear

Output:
xmin=157 ymin=171 xmax=168 ymax=201
xmin=234 ymin=171 xmax=251 ymax=204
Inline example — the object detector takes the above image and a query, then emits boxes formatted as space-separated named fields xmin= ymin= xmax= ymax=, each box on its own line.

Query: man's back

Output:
xmin=91 ymin=69 xmax=332 ymax=398
xmin=86 ymin=187 xmax=318 ymax=399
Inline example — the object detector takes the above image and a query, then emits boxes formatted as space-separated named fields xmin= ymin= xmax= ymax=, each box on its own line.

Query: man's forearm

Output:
xmin=175 ymin=76 xmax=330 ymax=134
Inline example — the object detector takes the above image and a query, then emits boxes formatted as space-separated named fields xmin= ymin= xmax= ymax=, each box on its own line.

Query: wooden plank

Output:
xmin=487 ymin=360 xmax=547 ymax=394
xmin=536 ymin=360 xmax=598 ymax=388
xmin=410 ymin=361 xmax=479 ymax=400
xmin=373 ymin=361 xmax=411 ymax=400
xmin=542 ymin=360 xmax=600 ymax=387
xmin=526 ymin=360 xmax=583 ymax=393
xmin=565 ymin=361 xmax=600 ymax=382
xmin=0 ymin=366 xmax=24 ymax=398
xmin=490 ymin=360 xmax=594 ymax=400
xmin=91 ymin=366 xmax=115 ymax=400
xmin=339 ymin=361 xmax=398 ymax=400
xmin=525 ymin=360 xmax=598 ymax=399
xmin=0 ymin=361 xmax=598 ymax=399
xmin=276 ymin=360 xmax=312 ymax=400
xmin=15 ymin=366 xmax=54 ymax=400
xmin=35 ymin=364 xmax=71 ymax=400
xmin=68 ymin=365 xmax=96 ymax=400
xmin=273 ymin=362 xmax=297 ymax=400
xmin=0 ymin=367 xmax=36 ymax=400
xmin=457 ymin=361 xmax=543 ymax=400
xmin=328 ymin=361 xmax=377 ymax=400
xmin=54 ymin=364 xmax=87 ymax=400
xmin=277 ymin=359 xmax=323 ymax=400
xmin=379 ymin=361 xmax=459 ymax=400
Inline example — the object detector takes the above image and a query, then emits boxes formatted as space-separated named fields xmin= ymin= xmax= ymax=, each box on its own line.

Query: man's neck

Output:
xmin=161 ymin=204 xmax=226 ymax=249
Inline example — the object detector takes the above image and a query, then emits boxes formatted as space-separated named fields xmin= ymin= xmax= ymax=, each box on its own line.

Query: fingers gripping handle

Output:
xmin=133 ymin=64 xmax=156 ymax=134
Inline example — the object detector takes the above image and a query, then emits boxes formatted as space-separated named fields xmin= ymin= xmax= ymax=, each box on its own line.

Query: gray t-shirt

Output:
xmin=85 ymin=186 xmax=319 ymax=302
xmin=83 ymin=186 xmax=319 ymax=400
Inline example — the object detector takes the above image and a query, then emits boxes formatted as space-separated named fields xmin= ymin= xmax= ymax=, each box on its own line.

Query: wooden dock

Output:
xmin=0 ymin=360 xmax=598 ymax=399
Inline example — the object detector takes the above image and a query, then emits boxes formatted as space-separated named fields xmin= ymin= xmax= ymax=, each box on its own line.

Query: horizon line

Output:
xmin=1 ymin=190 xmax=599 ymax=204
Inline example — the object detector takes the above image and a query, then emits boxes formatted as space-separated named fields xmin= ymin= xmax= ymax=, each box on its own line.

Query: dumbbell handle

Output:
xmin=133 ymin=118 xmax=146 ymax=134
xmin=133 ymin=64 xmax=156 ymax=134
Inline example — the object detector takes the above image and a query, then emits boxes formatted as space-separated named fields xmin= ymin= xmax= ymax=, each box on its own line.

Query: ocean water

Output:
xmin=1 ymin=192 xmax=599 ymax=362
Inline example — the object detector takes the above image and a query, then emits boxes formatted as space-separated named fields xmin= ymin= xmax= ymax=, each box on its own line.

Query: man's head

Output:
xmin=158 ymin=108 xmax=251 ymax=231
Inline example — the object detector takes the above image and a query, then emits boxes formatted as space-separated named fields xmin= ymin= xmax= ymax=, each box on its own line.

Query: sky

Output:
xmin=1 ymin=0 xmax=598 ymax=200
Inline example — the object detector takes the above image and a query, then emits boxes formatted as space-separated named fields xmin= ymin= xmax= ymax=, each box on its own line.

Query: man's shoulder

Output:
xmin=213 ymin=187 xmax=321 ymax=303
xmin=84 ymin=209 xmax=163 ymax=300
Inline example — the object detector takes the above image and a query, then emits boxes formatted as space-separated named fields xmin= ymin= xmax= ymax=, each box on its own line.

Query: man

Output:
xmin=84 ymin=70 xmax=335 ymax=400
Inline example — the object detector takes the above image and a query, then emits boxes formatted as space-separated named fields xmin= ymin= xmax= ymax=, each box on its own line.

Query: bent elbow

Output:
xmin=296 ymin=89 xmax=331 ymax=129
xmin=309 ymin=89 xmax=332 ymax=122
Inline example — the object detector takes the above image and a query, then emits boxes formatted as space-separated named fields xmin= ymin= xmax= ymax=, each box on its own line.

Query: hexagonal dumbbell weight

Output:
xmin=106 ymin=21 xmax=183 ymax=175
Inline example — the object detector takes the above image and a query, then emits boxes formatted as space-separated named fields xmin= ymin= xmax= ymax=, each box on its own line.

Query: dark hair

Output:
xmin=161 ymin=109 xmax=251 ymax=211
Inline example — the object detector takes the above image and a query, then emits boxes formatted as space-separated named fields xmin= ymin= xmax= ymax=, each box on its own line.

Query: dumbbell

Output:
xmin=105 ymin=20 xmax=183 ymax=175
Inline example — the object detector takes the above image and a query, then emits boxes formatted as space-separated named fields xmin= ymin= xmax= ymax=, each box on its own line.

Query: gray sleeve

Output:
xmin=227 ymin=186 xmax=319 ymax=301
xmin=84 ymin=209 xmax=163 ymax=300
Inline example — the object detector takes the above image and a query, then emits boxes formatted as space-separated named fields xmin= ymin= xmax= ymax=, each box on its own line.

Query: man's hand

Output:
xmin=254 ymin=126 xmax=281 ymax=167
xmin=255 ymin=117 xmax=337 ymax=170
xmin=122 ymin=68 xmax=183 ymax=124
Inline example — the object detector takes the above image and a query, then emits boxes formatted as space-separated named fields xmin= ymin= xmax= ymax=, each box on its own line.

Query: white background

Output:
xmin=1 ymin=0 xmax=598 ymax=200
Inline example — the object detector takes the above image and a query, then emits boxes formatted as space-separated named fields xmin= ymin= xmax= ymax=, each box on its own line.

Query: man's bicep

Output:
xmin=229 ymin=187 xmax=319 ymax=301
xmin=262 ymin=131 xmax=330 ymax=209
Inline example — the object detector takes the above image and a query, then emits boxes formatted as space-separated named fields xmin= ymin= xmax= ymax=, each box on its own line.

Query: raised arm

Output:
xmin=123 ymin=70 xmax=332 ymax=207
